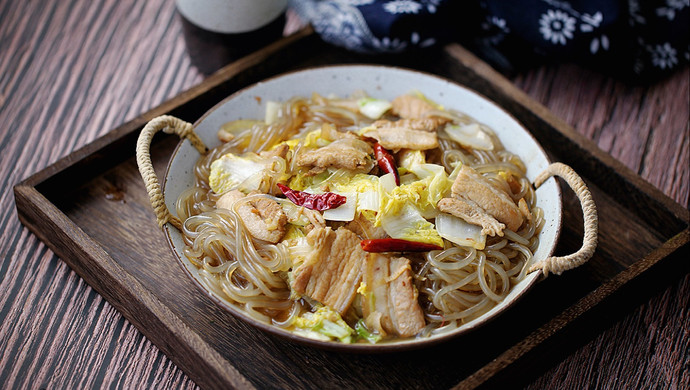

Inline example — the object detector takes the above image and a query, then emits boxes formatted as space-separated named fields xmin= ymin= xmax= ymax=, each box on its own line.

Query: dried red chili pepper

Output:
xmin=360 ymin=238 xmax=443 ymax=253
xmin=277 ymin=183 xmax=347 ymax=211
xmin=373 ymin=143 xmax=400 ymax=186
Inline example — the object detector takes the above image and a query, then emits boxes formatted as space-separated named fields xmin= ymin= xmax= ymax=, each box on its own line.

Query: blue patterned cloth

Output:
xmin=289 ymin=0 xmax=689 ymax=81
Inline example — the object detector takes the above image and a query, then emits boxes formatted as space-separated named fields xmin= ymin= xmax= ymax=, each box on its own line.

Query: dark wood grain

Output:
xmin=1 ymin=1 xmax=688 ymax=389
xmin=1 ymin=1 xmax=199 ymax=389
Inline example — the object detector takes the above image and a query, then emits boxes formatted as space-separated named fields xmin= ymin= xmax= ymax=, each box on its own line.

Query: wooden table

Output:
xmin=1 ymin=1 xmax=687 ymax=388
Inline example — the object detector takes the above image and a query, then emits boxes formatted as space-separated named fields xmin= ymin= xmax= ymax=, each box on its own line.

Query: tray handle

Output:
xmin=136 ymin=115 xmax=208 ymax=231
xmin=529 ymin=162 xmax=598 ymax=276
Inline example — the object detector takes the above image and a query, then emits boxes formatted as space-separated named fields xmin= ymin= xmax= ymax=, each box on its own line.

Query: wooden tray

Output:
xmin=14 ymin=29 xmax=689 ymax=389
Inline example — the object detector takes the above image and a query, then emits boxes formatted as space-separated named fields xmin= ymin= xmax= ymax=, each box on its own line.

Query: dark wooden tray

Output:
xmin=14 ymin=29 xmax=689 ymax=390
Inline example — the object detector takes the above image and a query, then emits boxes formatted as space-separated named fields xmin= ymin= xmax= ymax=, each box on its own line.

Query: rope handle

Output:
xmin=136 ymin=115 xmax=207 ymax=231
xmin=528 ymin=162 xmax=598 ymax=276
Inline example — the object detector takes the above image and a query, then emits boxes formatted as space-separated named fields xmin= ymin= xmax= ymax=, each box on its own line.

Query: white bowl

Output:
xmin=163 ymin=65 xmax=562 ymax=351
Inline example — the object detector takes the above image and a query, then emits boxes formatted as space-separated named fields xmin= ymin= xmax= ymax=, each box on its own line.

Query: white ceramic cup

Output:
xmin=175 ymin=0 xmax=288 ymax=34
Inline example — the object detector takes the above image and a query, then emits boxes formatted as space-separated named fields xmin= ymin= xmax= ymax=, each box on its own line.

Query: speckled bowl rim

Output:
xmin=162 ymin=64 xmax=562 ymax=352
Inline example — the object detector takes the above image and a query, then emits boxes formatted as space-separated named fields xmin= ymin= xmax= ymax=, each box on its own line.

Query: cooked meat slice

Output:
xmin=518 ymin=198 xmax=532 ymax=223
xmin=451 ymin=165 xmax=523 ymax=232
xmin=391 ymin=94 xmax=437 ymax=119
xmin=363 ymin=127 xmax=438 ymax=150
xmin=437 ymin=197 xmax=505 ymax=236
xmin=373 ymin=117 xmax=447 ymax=132
xmin=296 ymin=138 xmax=374 ymax=174
xmin=362 ymin=254 xmax=425 ymax=338
xmin=344 ymin=213 xmax=387 ymax=240
xmin=291 ymin=227 xmax=366 ymax=314
xmin=320 ymin=123 xmax=357 ymax=141
xmin=216 ymin=190 xmax=287 ymax=243
xmin=259 ymin=143 xmax=289 ymax=160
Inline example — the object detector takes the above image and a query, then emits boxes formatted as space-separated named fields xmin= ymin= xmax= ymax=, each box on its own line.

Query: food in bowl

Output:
xmin=172 ymin=90 xmax=545 ymax=344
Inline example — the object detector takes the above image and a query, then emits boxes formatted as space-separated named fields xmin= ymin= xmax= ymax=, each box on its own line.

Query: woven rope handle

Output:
xmin=136 ymin=115 xmax=207 ymax=231
xmin=528 ymin=162 xmax=598 ymax=276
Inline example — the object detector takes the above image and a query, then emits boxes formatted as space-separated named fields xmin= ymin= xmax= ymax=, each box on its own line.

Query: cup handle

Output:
xmin=136 ymin=115 xmax=208 ymax=231
xmin=529 ymin=163 xmax=598 ymax=276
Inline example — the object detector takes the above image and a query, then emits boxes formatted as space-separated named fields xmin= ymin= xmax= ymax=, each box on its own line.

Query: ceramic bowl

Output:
xmin=162 ymin=65 xmax=562 ymax=351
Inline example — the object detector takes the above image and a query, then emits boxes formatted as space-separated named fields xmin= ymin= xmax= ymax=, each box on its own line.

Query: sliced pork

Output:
xmin=450 ymin=165 xmax=523 ymax=232
xmin=291 ymin=227 xmax=367 ymax=315
xmin=362 ymin=254 xmax=425 ymax=338
xmin=363 ymin=127 xmax=438 ymax=151
xmin=296 ymin=138 xmax=374 ymax=174
xmin=518 ymin=198 xmax=532 ymax=223
xmin=391 ymin=94 xmax=438 ymax=119
xmin=437 ymin=197 xmax=506 ymax=237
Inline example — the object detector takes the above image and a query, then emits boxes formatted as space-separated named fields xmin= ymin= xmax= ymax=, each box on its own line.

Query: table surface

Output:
xmin=1 ymin=1 xmax=688 ymax=389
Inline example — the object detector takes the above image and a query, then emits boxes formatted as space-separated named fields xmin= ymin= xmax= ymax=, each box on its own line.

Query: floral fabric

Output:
xmin=289 ymin=0 xmax=689 ymax=81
